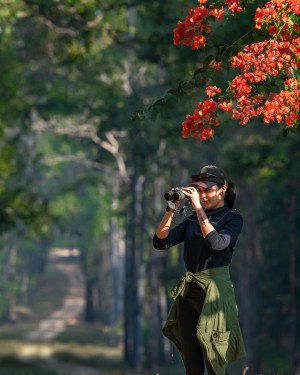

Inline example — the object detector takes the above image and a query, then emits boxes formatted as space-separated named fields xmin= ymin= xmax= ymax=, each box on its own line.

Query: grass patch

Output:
xmin=0 ymin=340 xmax=184 ymax=375
xmin=0 ymin=357 xmax=66 ymax=375
xmin=53 ymin=322 xmax=123 ymax=368
xmin=0 ymin=339 xmax=183 ymax=375
xmin=0 ymin=339 xmax=122 ymax=364
xmin=53 ymin=348 xmax=121 ymax=368
xmin=55 ymin=322 xmax=121 ymax=345
xmin=0 ymin=323 xmax=37 ymax=340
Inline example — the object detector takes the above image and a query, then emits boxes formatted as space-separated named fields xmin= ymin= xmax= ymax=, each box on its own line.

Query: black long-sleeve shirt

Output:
xmin=153 ymin=206 xmax=243 ymax=273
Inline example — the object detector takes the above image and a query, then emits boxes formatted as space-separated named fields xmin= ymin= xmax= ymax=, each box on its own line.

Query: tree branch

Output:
xmin=31 ymin=111 xmax=130 ymax=183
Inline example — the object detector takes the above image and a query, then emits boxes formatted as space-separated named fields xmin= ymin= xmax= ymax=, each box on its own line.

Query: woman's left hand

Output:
xmin=181 ymin=186 xmax=202 ymax=211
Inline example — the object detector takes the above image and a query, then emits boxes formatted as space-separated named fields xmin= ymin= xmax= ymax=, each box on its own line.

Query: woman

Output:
xmin=153 ymin=165 xmax=245 ymax=375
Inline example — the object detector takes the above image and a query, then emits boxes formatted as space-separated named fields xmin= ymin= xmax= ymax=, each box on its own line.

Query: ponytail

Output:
xmin=224 ymin=181 xmax=236 ymax=209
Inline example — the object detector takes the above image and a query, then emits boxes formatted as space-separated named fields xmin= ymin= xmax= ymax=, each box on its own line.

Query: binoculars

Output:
xmin=164 ymin=187 xmax=186 ymax=201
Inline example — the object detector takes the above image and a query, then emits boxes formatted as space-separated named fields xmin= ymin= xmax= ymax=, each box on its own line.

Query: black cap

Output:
xmin=190 ymin=165 xmax=226 ymax=185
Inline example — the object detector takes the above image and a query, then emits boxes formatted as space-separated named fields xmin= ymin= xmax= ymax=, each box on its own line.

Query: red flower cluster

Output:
xmin=173 ymin=3 xmax=209 ymax=50
xmin=263 ymin=80 xmax=300 ymax=126
xmin=255 ymin=0 xmax=300 ymax=30
xmin=173 ymin=0 xmax=242 ymax=50
xmin=224 ymin=0 xmax=242 ymax=13
xmin=182 ymin=99 xmax=219 ymax=140
xmin=173 ymin=0 xmax=300 ymax=140
xmin=206 ymin=85 xmax=222 ymax=97
xmin=227 ymin=0 xmax=300 ymax=128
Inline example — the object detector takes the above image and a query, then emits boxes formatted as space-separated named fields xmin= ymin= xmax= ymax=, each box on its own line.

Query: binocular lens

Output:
xmin=173 ymin=190 xmax=186 ymax=200
xmin=164 ymin=191 xmax=174 ymax=200
xmin=164 ymin=188 xmax=186 ymax=201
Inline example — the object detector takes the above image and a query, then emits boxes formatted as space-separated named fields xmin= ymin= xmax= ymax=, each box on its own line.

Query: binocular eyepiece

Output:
xmin=164 ymin=187 xmax=186 ymax=201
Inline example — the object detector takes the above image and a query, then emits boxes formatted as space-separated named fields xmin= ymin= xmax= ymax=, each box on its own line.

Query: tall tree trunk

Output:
xmin=1 ymin=237 xmax=19 ymax=322
xmin=124 ymin=175 xmax=136 ymax=365
xmin=85 ymin=278 xmax=96 ymax=322
xmin=124 ymin=172 xmax=145 ymax=369
xmin=109 ymin=217 xmax=125 ymax=325
xmin=107 ymin=179 xmax=125 ymax=337
xmin=148 ymin=176 xmax=168 ymax=369
xmin=135 ymin=175 xmax=146 ymax=370
xmin=287 ymin=195 xmax=298 ymax=374
xmin=237 ymin=185 xmax=262 ymax=374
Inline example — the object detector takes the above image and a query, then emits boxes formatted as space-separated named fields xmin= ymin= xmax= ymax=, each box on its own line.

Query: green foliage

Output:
xmin=0 ymin=0 xmax=299 ymax=372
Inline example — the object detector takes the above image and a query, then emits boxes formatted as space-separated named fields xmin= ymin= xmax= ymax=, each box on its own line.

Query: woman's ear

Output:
xmin=219 ymin=185 xmax=227 ymax=199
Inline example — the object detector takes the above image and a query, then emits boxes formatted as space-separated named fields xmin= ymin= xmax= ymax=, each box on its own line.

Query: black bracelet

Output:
xmin=166 ymin=205 xmax=176 ymax=213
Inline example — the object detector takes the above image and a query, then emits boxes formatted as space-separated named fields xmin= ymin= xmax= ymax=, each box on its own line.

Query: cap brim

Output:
xmin=191 ymin=181 xmax=217 ymax=188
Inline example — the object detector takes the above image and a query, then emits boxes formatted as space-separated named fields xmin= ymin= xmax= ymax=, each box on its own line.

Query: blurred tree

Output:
xmin=0 ymin=0 xmax=53 ymax=320
xmin=0 ymin=1 xmax=299 ymax=374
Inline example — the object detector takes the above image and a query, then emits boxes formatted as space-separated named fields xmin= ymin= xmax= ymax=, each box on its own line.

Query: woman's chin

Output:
xmin=201 ymin=201 xmax=210 ymax=208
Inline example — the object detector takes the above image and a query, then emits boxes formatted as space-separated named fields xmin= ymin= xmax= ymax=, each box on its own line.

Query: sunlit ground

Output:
xmin=0 ymin=249 xmax=185 ymax=375
xmin=0 ymin=248 xmax=243 ymax=374
xmin=0 ymin=339 xmax=184 ymax=375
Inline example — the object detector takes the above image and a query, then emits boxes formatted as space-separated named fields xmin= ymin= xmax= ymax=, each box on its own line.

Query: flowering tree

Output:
xmin=131 ymin=0 xmax=300 ymax=140
xmin=174 ymin=0 xmax=300 ymax=140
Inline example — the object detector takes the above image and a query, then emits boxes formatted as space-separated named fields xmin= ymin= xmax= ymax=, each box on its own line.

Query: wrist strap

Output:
xmin=166 ymin=201 xmax=177 ymax=213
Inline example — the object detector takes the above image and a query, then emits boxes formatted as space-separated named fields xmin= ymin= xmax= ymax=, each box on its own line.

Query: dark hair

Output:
xmin=224 ymin=181 xmax=236 ymax=209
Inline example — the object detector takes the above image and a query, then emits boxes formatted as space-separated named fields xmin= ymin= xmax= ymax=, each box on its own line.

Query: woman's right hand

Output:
xmin=181 ymin=186 xmax=202 ymax=211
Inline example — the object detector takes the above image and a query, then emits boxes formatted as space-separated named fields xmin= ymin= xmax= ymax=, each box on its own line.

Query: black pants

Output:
xmin=176 ymin=284 xmax=217 ymax=375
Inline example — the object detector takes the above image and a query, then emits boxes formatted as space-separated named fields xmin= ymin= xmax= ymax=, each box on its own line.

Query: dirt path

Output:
xmin=27 ymin=254 xmax=85 ymax=341
xmin=19 ymin=248 xmax=105 ymax=375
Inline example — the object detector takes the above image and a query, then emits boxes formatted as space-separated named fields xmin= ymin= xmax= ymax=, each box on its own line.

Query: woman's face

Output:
xmin=193 ymin=183 xmax=226 ymax=209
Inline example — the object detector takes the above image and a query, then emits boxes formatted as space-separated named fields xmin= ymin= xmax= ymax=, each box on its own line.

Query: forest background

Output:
xmin=0 ymin=1 xmax=299 ymax=375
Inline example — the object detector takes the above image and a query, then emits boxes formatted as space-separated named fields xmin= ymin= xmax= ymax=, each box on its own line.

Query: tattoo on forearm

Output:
xmin=197 ymin=209 xmax=207 ymax=225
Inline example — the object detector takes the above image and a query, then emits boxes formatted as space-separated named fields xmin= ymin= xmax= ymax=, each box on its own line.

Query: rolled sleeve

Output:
xmin=205 ymin=214 xmax=243 ymax=251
